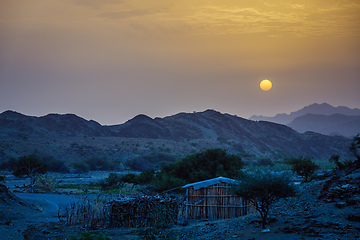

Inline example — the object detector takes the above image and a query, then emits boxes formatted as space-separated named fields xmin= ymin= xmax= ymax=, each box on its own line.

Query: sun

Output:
xmin=260 ymin=79 xmax=272 ymax=91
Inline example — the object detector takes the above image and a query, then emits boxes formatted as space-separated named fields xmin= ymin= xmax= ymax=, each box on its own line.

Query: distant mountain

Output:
xmin=0 ymin=110 xmax=111 ymax=138
xmin=0 ymin=109 xmax=353 ymax=160
xmin=250 ymin=103 xmax=360 ymax=125
xmin=0 ymin=110 xmax=351 ymax=159
xmin=288 ymin=114 xmax=360 ymax=138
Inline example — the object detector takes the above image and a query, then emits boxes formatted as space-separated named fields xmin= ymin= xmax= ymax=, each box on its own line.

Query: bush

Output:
xmin=286 ymin=156 xmax=319 ymax=182
xmin=0 ymin=157 xmax=17 ymax=171
xmin=99 ymin=170 xmax=156 ymax=191
xmin=12 ymin=155 xmax=47 ymax=186
xmin=125 ymin=158 xmax=151 ymax=171
xmin=233 ymin=170 xmax=297 ymax=229
xmin=45 ymin=157 xmax=70 ymax=173
xmin=70 ymin=231 xmax=112 ymax=240
xmin=255 ymin=158 xmax=275 ymax=167
xmin=166 ymin=148 xmax=243 ymax=183
xmin=36 ymin=174 xmax=57 ymax=192
xmin=71 ymin=161 xmax=90 ymax=174
xmin=150 ymin=174 xmax=187 ymax=193
xmin=137 ymin=170 xmax=155 ymax=184
xmin=0 ymin=175 xmax=5 ymax=182
xmin=85 ymin=157 xmax=114 ymax=171
xmin=150 ymin=148 xmax=243 ymax=192
xmin=350 ymin=133 xmax=360 ymax=162
xmin=98 ymin=172 xmax=124 ymax=190
xmin=135 ymin=204 xmax=178 ymax=240
xmin=329 ymin=154 xmax=353 ymax=170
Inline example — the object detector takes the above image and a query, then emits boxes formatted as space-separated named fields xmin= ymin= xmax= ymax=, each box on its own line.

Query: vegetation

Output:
xmin=152 ymin=148 xmax=244 ymax=192
xmin=98 ymin=149 xmax=243 ymax=193
xmin=12 ymin=155 xmax=47 ymax=187
xmin=0 ymin=155 xmax=70 ymax=174
xmin=135 ymin=205 xmax=178 ymax=240
xmin=85 ymin=157 xmax=115 ymax=171
xmin=329 ymin=154 xmax=352 ymax=170
xmin=36 ymin=174 xmax=57 ymax=192
xmin=350 ymin=133 xmax=360 ymax=162
xmin=286 ymin=156 xmax=319 ymax=182
xmin=98 ymin=172 xmax=125 ymax=190
xmin=70 ymin=231 xmax=112 ymax=240
xmin=254 ymin=158 xmax=275 ymax=167
xmin=71 ymin=161 xmax=90 ymax=174
xmin=233 ymin=170 xmax=297 ymax=229
xmin=98 ymin=170 xmax=155 ymax=191
xmin=42 ymin=155 xmax=70 ymax=173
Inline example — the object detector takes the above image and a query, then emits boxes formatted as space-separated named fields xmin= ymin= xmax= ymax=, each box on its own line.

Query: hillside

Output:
xmin=0 ymin=109 xmax=353 ymax=164
xmin=250 ymin=103 xmax=360 ymax=125
xmin=288 ymin=114 xmax=360 ymax=137
xmin=0 ymin=110 xmax=111 ymax=138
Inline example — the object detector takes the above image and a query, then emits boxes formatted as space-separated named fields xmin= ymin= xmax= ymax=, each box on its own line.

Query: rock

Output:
xmin=335 ymin=201 xmax=347 ymax=208
xmin=346 ymin=214 xmax=360 ymax=222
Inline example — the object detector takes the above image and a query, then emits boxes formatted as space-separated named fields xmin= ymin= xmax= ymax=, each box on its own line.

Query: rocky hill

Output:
xmin=288 ymin=114 xmax=360 ymax=137
xmin=250 ymin=103 xmax=360 ymax=125
xmin=0 ymin=110 xmax=111 ymax=138
xmin=0 ymin=109 xmax=354 ymax=163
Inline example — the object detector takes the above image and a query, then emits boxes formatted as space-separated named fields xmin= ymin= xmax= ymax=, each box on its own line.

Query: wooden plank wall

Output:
xmin=184 ymin=183 xmax=253 ymax=219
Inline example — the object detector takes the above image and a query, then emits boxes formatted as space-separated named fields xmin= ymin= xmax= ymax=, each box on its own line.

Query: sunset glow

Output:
xmin=0 ymin=0 xmax=359 ymax=124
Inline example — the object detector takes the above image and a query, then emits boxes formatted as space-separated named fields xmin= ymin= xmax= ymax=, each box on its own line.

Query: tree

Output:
xmin=168 ymin=148 xmax=243 ymax=183
xmin=152 ymin=148 xmax=244 ymax=192
xmin=349 ymin=133 xmax=360 ymax=162
xmin=71 ymin=161 xmax=90 ymax=174
xmin=12 ymin=155 xmax=47 ymax=188
xmin=286 ymin=156 xmax=319 ymax=182
xmin=233 ymin=170 xmax=297 ymax=229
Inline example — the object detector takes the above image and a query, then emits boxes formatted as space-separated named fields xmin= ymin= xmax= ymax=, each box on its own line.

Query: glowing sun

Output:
xmin=260 ymin=79 xmax=272 ymax=91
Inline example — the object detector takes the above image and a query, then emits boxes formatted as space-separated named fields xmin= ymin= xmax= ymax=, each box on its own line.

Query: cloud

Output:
xmin=99 ymin=9 xmax=165 ymax=20
xmin=70 ymin=0 xmax=121 ymax=9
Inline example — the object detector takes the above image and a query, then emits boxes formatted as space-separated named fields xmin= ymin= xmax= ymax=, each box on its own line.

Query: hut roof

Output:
xmin=182 ymin=176 xmax=238 ymax=190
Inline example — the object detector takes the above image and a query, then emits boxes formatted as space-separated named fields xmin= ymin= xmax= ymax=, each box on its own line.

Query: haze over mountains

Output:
xmin=0 ymin=104 xmax=356 ymax=163
xmin=250 ymin=103 xmax=360 ymax=137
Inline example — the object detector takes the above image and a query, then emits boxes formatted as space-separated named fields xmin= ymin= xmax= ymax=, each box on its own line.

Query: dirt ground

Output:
xmin=1 ymin=168 xmax=360 ymax=240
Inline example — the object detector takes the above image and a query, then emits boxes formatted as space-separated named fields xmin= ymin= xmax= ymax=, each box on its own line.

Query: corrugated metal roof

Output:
xmin=182 ymin=176 xmax=238 ymax=190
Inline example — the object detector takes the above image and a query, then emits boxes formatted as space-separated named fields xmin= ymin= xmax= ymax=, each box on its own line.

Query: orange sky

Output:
xmin=0 ymin=0 xmax=359 ymax=124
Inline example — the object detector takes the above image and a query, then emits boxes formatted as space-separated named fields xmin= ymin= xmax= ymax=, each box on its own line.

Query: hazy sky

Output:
xmin=1 ymin=0 xmax=359 ymax=125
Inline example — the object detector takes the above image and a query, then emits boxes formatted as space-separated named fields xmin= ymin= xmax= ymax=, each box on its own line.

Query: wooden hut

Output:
xmin=182 ymin=177 xmax=253 ymax=219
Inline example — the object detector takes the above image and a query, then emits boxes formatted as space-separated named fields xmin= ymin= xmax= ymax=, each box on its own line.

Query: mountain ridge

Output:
xmin=250 ymin=103 xmax=360 ymax=125
xmin=0 ymin=109 xmax=354 ymax=161
xmin=288 ymin=113 xmax=360 ymax=137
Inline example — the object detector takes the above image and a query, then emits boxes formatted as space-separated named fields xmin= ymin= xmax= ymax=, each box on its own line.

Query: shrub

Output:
xmin=150 ymin=148 xmax=243 ymax=192
xmin=125 ymin=158 xmax=151 ymax=171
xmin=71 ymin=161 xmax=90 ymax=174
xmin=329 ymin=154 xmax=353 ymax=170
xmin=150 ymin=174 xmax=187 ymax=193
xmin=286 ymin=156 xmax=319 ymax=182
xmin=36 ymin=174 xmax=57 ymax=192
xmin=0 ymin=157 xmax=17 ymax=171
xmin=135 ymin=204 xmax=178 ymax=240
xmin=255 ymin=158 xmax=275 ymax=167
xmin=45 ymin=157 xmax=70 ymax=173
xmin=85 ymin=157 xmax=114 ymax=171
xmin=98 ymin=172 xmax=124 ymax=190
xmin=233 ymin=170 xmax=297 ymax=229
xmin=70 ymin=231 xmax=112 ymax=240
xmin=137 ymin=170 xmax=155 ymax=184
xmin=12 ymin=155 xmax=47 ymax=187
xmin=349 ymin=133 xmax=360 ymax=162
